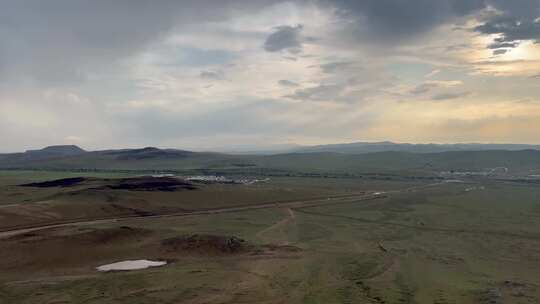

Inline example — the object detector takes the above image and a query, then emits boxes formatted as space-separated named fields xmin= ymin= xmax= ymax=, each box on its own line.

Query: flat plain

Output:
xmin=1 ymin=166 xmax=539 ymax=304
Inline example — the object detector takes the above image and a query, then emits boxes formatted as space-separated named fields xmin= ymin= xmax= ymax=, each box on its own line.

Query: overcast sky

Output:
xmin=1 ymin=0 xmax=540 ymax=152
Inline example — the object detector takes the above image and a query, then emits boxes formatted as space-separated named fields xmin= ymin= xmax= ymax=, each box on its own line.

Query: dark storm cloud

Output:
xmin=263 ymin=25 xmax=304 ymax=53
xmin=320 ymin=0 xmax=538 ymax=53
xmin=323 ymin=0 xmax=487 ymax=41
xmin=488 ymin=0 xmax=540 ymax=19
xmin=475 ymin=15 xmax=540 ymax=44
xmin=312 ymin=0 xmax=540 ymax=60
xmin=474 ymin=0 xmax=540 ymax=50
xmin=487 ymin=41 xmax=520 ymax=49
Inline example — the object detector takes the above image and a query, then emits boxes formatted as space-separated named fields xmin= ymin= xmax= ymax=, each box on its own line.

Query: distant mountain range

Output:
xmin=1 ymin=143 xmax=540 ymax=174
xmin=2 ymin=142 xmax=540 ymax=164
xmin=291 ymin=141 xmax=540 ymax=154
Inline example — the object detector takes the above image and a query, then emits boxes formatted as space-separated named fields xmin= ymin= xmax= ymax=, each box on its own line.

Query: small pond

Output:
xmin=97 ymin=260 xmax=167 ymax=272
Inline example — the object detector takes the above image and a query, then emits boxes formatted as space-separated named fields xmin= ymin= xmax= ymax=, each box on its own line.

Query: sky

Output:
xmin=1 ymin=0 xmax=540 ymax=152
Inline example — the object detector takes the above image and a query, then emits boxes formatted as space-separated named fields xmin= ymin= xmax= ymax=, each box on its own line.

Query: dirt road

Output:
xmin=0 ymin=192 xmax=383 ymax=238
xmin=0 ymin=180 xmax=457 ymax=239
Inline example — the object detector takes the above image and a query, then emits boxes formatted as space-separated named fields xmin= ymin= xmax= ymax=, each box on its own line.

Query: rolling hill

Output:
xmin=2 ymin=145 xmax=540 ymax=175
xmin=0 ymin=145 xmax=86 ymax=163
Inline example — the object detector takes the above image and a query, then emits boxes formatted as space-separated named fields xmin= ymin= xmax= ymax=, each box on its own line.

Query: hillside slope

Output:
xmin=2 ymin=147 xmax=540 ymax=175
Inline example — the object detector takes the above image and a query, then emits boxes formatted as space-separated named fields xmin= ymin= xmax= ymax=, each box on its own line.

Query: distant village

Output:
xmin=150 ymin=174 xmax=270 ymax=185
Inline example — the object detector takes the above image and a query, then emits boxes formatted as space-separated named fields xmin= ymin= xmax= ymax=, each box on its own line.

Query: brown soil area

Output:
xmin=161 ymin=234 xmax=251 ymax=255
xmin=0 ymin=226 xmax=302 ymax=282
xmin=161 ymin=234 xmax=302 ymax=257
xmin=0 ymin=226 xmax=157 ymax=280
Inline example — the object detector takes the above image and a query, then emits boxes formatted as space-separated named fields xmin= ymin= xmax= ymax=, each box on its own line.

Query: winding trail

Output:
xmin=0 ymin=180 xmax=456 ymax=239
xmin=256 ymin=208 xmax=296 ymax=245
xmin=0 ymin=193 xmax=382 ymax=239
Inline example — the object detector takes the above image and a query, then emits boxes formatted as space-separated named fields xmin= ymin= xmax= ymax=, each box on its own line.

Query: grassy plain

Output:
xmin=0 ymin=170 xmax=539 ymax=303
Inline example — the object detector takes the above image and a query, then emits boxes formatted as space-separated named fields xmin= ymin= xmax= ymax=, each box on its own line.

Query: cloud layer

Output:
xmin=1 ymin=0 xmax=539 ymax=151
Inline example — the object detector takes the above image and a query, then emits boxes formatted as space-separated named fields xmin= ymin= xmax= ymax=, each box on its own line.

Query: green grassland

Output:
xmin=0 ymin=171 xmax=423 ymax=230
xmin=0 ymin=168 xmax=539 ymax=303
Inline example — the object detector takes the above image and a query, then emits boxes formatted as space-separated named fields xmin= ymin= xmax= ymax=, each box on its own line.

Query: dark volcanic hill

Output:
xmin=0 ymin=145 xmax=87 ymax=163
xmin=104 ymin=147 xmax=195 ymax=160
xmin=26 ymin=145 xmax=87 ymax=157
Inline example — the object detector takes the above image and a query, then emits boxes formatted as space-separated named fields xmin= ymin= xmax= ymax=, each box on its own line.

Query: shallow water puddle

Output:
xmin=97 ymin=260 xmax=167 ymax=272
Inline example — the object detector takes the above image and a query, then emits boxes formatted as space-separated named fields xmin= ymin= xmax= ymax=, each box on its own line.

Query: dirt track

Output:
xmin=0 ymin=181 xmax=458 ymax=239
xmin=0 ymin=192 xmax=385 ymax=239
xmin=256 ymin=208 xmax=296 ymax=245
